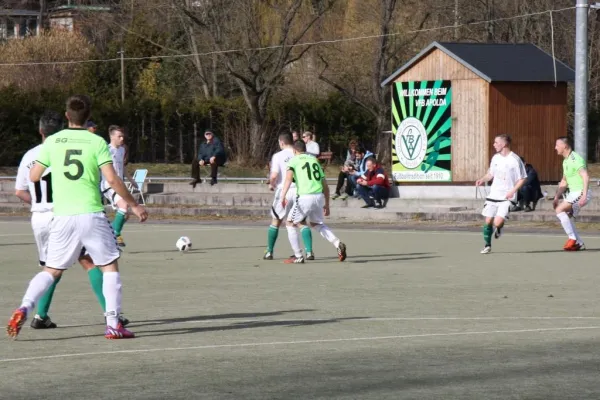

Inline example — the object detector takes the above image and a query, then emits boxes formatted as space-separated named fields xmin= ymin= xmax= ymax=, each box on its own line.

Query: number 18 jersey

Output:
xmin=287 ymin=153 xmax=326 ymax=195
xmin=16 ymin=144 xmax=53 ymax=213
xmin=36 ymin=128 xmax=113 ymax=216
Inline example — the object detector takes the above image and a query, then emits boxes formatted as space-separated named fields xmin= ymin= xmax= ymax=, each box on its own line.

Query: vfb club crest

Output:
xmin=395 ymin=117 xmax=428 ymax=169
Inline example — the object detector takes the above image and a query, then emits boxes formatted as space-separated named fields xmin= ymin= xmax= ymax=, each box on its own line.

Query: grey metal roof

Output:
xmin=381 ymin=41 xmax=575 ymax=86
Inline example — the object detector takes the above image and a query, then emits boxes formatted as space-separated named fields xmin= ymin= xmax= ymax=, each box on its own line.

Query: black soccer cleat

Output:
xmin=30 ymin=315 xmax=57 ymax=329
xmin=119 ymin=314 xmax=130 ymax=327
xmin=337 ymin=242 xmax=347 ymax=262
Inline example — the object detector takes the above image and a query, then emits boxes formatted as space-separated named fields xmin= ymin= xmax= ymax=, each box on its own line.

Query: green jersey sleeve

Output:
xmin=96 ymin=138 xmax=113 ymax=168
xmin=36 ymin=141 xmax=51 ymax=168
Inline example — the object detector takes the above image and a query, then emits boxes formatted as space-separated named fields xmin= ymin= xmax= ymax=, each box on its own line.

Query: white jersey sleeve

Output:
xmin=101 ymin=145 xmax=125 ymax=188
xmin=16 ymin=145 xmax=53 ymax=213
xmin=271 ymin=148 xmax=295 ymax=189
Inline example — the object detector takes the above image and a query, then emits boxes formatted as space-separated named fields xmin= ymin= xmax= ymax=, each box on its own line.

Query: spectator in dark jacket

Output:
xmin=356 ymin=157 xmax=390 ymax=209
xmin=190 ymin=130 xmax=227 ymax=186
xmin=515 ymin=157 xmax=544 ymax=212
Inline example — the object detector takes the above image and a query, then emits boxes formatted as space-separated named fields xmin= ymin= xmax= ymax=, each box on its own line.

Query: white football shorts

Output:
xmin=31 ymin=211 xmax=53 ymax=265
xmin=287 ymin=193 xmax=326 ymax=225
xmin=44 ymin=212 xmax=120 ymax=270
xmin=271 ymin=187 xmax=296 ymax=221
xmin=481 ymin=199 xmax=512 ymax=220
xmin=565 ymin=190 xmax=592 ymax=217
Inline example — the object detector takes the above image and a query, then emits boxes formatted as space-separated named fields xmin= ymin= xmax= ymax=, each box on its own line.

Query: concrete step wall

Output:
xmin=2 ymin=189 xmax=600 ymax=212
xmin=1 ymin=179 xmax=564 ymax=200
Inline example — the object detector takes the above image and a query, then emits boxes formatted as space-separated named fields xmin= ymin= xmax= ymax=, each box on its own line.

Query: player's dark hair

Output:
xmin=557 ymin=136 xmax=572 ymax=149
xmin=66 ymin=95 xmax=91 ymax=126
xmin=365 ymin=156 xmax=377 ymax=164
xmin=496 ymin=133 xmax=512 ymax=146
xmin=109 ymin=125 xmax=123 ymax=136
xmin=294 ymin=140 xmax=306 ymax=153
xmin=355 ymin=145 xmax=366 ymax=154
xmin=39 ymin=111 xmax=63 ymax=135
xmin=279 ymin=132 xmax=293 ymax=145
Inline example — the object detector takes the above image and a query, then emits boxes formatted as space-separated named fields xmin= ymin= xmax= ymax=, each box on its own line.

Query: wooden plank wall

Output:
xmin=488 ymin=82 xmax=567 ymax=182
xmin=451 ymin=79 xmax=489 ymax=181
xmin=396 ymin=49 xmax=480 ymax=82
xmin=395 ymin=48 xmax=488 ymax=182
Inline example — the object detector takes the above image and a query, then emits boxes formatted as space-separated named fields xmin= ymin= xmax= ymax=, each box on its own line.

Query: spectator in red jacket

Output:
xmin=356 ymin=157 xmax=390 ymax=209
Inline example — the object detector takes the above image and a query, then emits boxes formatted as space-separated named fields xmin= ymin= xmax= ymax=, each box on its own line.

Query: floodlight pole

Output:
xmin=575 ymin=0 xmax=589 ymax=158
xmin=119 ymin=48 xmax=125 ymax=105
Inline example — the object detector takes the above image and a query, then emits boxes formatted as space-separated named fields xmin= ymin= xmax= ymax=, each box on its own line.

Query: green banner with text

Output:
xmin=391 ymin=80 xmax=452 ymax=182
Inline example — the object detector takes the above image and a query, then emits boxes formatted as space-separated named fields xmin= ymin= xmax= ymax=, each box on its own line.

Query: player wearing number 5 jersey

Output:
xmin=7 ymin=95 xmax=148 ymax=340
xmin=280 ymin=140 xmax=347 ymax=264
xmin=15 ymin=112 xmax=130 ymax=330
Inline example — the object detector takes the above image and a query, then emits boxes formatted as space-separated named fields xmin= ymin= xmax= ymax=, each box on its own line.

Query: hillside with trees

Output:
xmin=0 ymin=0 xmax=594 ymax=166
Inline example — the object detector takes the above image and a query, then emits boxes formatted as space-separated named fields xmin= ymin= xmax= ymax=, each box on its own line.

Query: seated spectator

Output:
xmin=302 ymin=131 xmax=320 ymax=157
xmin=190 ymin=130 xmax=227 ymax=187
xmin=348 ymin=146 xmax=374 ymax=197
xmin=292 ymin=131 xmax=300 ymax=142
xmin=332 ymin=139 xmax=358 ymax=200
xmin=514 ymin=157 xmax=544 ymax=212
xmin=356 ymin=157 xmax=390 ymax=209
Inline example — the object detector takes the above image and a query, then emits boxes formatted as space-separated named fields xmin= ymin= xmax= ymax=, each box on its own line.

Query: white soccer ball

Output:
xmin=176 ymin=236 xmax=192 ymax=251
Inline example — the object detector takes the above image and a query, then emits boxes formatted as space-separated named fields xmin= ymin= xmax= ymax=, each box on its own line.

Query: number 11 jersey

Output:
xmin=36 ymin=128 xmax=113 ymax=216
xmin=16 ymin=144 xmax=53 ymax=213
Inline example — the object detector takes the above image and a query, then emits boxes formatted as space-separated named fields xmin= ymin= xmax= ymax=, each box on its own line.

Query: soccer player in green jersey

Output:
xmin=264 ymin=133 xmax=313 ymax=260
xmin=553 ymin=136 xmax=590 ymax=251
xmin=7 ymin=95 xmax=148 ymax=340
xmin=280 ymin=140 xmax=347 ymax=264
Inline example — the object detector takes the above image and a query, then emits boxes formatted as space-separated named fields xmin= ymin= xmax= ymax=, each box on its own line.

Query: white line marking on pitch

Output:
xmin=32 ymin=316 xmax=600 ymax=329
xmin=174 ymin=316 xmax=600 ymax=324
xmin=2 ymin=325 xmax=599 ymax=363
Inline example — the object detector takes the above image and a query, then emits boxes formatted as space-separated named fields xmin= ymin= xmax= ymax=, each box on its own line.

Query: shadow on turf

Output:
xmin=127 ymin=245 xmax=265 ymax=255
xmin=132 ymin=316 xmax=370 ymax=338
xmin=0 ymin=242 xmax=35 ymax=247
xmin=131 ymin=309 xmax=317 ymax=327
xmin=495 ymin=248 xmax=600 ymax=254
xmin=308 ymin=252 xmax=439 ymax=264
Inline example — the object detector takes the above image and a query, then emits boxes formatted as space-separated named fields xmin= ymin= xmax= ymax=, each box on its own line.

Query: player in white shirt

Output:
xmin=475 ymin=134 xmax=527 ymax=254
xmin=100 ymin=125 xmax=137 ymax=247
xmin=264 ymin=133 xmax=313 ymax=260
xmin=303 ymin=131 xmax=320 ymax=157
xmin=15 ymin=113 xmax=130 ymax=329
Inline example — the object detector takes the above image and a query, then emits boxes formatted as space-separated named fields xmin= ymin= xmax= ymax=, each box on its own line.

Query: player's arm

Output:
xmin=553 ymin=176 xmax=568 ymax=208
xmin=15 ymin=159 xmax=32 ymax=204
xmin=124 ymin=168 xmax=137 ymax=189
xmin=579 ymin=167 xmax=590 ymax=206
xmin=281 ymin=170 xmax=293 ymax=204
xmin=475 ymin=172 xmax=493 ymax=186
xmin=101 ymin=164 xmax=147 ymax=222
xmin=268 ymin=156 xmax=278 ymax=191
xmin=29 ymin=162 xmax=47 ymax=183
xmin=322 ymin=175 xmax=331 ymax=216
xmin=15 ymin=190 xmax=32 ymax=205
xmin=506 ymin=177 xmax=526 ymax=200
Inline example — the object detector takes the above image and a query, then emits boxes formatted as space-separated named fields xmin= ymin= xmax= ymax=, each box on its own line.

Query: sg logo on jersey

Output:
xmin=395 ymin=117 xmax=428 ymax=169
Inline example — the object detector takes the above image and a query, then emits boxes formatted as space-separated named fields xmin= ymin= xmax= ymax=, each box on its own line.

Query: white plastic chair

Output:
xmin=127 ymin=169 xmax=148 ymax=205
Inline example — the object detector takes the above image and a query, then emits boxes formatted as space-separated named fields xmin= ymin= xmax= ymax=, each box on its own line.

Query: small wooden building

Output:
xmin=381 ymin=42 xmax=575 ymax=183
